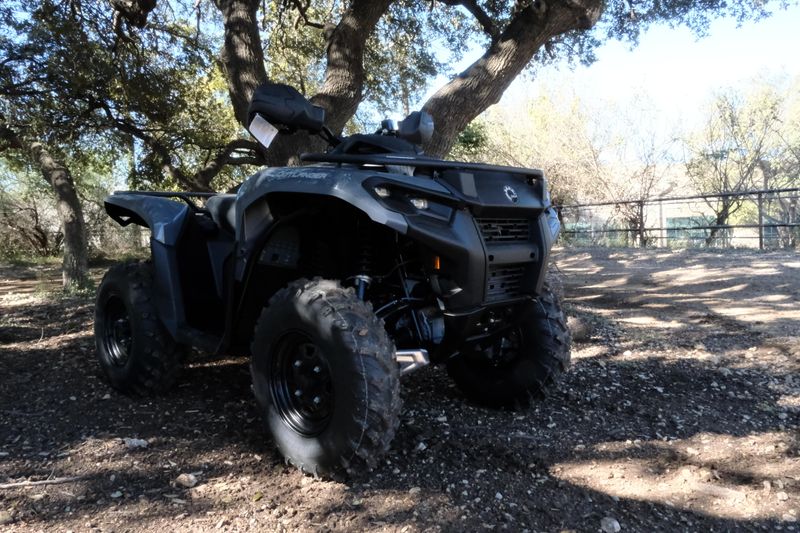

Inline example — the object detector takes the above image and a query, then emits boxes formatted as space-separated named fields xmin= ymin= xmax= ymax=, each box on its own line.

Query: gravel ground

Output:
xmin=1 ymin=247 xmax=798 ymax=532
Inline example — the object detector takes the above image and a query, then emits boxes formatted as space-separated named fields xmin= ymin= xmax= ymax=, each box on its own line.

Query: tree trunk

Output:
xmin=263 ymin=0 xmax=393 ymax=166
xmin=421 ymin=0 xmax=603 ymax=158
xmin=705 ymin=203 xmax=730 ymax=247
xmin=31 ymin=143 xmax=89 ymax=289
xmin=214 ymin=0 xmax=268 ymax=127
xmin=310 ymin=0 xmax=393 ymax=131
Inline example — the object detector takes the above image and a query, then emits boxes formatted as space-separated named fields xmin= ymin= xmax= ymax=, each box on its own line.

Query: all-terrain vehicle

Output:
xmin=94 ymin=83 xmax=570 ymax=477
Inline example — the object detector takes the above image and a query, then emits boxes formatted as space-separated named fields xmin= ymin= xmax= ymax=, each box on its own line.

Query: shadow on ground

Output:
xmin=1 ymin=252 xmax=798 ymax=531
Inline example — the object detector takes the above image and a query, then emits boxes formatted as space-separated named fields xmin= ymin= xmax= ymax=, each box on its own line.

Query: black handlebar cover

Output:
xmin=247 ymin=83 xmax=325 ymax=133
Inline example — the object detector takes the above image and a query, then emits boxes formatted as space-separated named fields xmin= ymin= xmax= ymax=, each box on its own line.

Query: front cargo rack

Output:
xmin=300 ymin=152 xmax=544 ymax=179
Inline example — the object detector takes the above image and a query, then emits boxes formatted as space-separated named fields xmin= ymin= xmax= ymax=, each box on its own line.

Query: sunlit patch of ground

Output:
xmin=553 ymin=431 xmax=799 ymax=522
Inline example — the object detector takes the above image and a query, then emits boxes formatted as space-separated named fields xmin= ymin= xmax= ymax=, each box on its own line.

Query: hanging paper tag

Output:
xmin=249 ymin=114 xmax=279 ymax=148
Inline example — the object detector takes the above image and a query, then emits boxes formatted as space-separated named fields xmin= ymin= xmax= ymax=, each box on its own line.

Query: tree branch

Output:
xmin=0 ymin=117 xmax=24 ymax=151
xmin=92 ymin=98 xmax=209 ymax=191
xmin=193 ymin=138 xmax=262 ymax=188
xmin=110 ymin=0 xmax=157 ymax=44
xmin=286 ymin=0 xmax=325 ymax=29
xmin=422 ymin=0 xmax=604 ymax=157
xmin=437 ymin=0 xmax=498 ymax=41
xmin=0 ymin=476 xmax=88 ymax=489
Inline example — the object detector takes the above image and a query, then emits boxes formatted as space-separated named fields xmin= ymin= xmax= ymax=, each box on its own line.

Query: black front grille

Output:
xmin=486 ymin=264 xmax=527 ymax=302
xmin=477 ymin=218 xmax=531 ymax=243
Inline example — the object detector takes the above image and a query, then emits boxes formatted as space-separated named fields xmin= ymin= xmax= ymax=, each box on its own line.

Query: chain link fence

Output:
xmin=558 ymin=187 xmax=800 ymax=250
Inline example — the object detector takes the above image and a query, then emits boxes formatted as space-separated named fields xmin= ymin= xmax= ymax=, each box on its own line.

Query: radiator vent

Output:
xmin=477 ymin=218 xmax=531 ymax=243
xmin=486 ymin=264 xmax=527 ymax=302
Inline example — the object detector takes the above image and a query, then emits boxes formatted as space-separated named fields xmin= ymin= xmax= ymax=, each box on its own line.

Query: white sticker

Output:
xmin=249 ymin=114 xmax=279 ymax=148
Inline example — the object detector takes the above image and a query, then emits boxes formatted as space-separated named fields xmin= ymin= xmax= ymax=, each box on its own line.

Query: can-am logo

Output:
xmin=503 ymin=185 xmax=519 ymax=203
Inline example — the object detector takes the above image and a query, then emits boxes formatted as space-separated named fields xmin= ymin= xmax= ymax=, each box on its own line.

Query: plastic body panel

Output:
xmin=235 ymin=164 xmax=555 ymax=313
xmin=105 ymin=193 xmax=190 ymax=245
xmin=103 ymin=193 xmax=234 ymax=349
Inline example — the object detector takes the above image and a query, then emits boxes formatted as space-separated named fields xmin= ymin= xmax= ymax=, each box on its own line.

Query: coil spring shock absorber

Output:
xmin=355 ymin=225 xmax=374 ymax=300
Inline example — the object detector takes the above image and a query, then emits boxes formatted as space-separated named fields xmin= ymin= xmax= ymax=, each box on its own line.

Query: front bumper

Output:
xmin=402 ymin=168 xmax=558 ymax=312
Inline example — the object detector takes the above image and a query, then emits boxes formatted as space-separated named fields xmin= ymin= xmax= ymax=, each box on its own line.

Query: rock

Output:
xmin=567 ymin=316 xmax=591 ymax=342
xmin=123 ymin=437 xmax=149 ymax=450
xmin=176 ymin=473 xmax=198 ymax=488
xmin=110 ymin=491 xmax=123 ymax=499
xmin=600 ymin=516 xmax=621 ymax=532
xmin=0 ymin=510 xmax=14 ymax=525
xmin=408 ymin=487 xmax=421 ymax=495
xmin=495 ymin=492 xmax=503 ymax=501
xmin=777 ymin=491 xmax=789 ymax=501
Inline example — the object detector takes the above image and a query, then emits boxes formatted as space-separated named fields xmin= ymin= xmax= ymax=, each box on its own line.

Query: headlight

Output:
xmin=369 ymin=184 xmax=453 ymax=222
xmin=409 ymin=198 xmax=428 ymax=210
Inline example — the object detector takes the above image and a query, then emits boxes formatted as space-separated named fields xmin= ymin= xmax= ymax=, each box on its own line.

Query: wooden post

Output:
xmin=638 ymin=200 xmax=645 ymax=248
xmin=758 ymin=192 xmax=764 ymax=250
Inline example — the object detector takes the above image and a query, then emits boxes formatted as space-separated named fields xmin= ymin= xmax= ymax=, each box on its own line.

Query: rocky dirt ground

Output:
xmin=1 ymin=247 xmax=798 ymax=532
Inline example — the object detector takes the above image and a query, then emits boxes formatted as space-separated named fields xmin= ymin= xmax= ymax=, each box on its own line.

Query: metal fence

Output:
xmin=558 ymin=187 xmax=800 ymax=250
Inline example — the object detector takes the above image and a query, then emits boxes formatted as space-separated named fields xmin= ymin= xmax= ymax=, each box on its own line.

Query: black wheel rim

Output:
xmin=269 ymin=331 xmax=334 ymax=436
xmin=103 ymin=295 xmax=132 ymax=367
xmin=478 ymin=327 xmax=522 ymax=368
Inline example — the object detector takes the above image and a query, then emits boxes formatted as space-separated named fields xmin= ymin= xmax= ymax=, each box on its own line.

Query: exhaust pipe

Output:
xmin=396 ymin=349 xmax=430 ymax=376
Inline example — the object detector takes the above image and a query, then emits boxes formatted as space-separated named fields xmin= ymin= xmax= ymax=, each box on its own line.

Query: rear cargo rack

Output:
xmin=112 ymin=190 xmax=217 ymax=212
xmin=300 ymin=152 xmax=544 ymax=179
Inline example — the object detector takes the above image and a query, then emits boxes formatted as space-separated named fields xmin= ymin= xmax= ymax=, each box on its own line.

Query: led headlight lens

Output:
xmin=374 ymin=186 xmax=391 ymax=198
xmin=409 ymin=198 xmax=428 ymax=210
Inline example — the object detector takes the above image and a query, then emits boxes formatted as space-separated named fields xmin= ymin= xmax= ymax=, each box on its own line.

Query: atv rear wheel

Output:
xmin=250 ymin=278 xmax=400 ymax=478
xmin=94 ymin=261 xmax=182 ymax=395
xmin=447 ymin=286 xmax=571 ymax=408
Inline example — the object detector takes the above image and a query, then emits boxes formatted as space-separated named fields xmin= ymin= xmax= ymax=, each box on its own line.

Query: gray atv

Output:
xmin=94 ymin=82 xmax=570 ymax=477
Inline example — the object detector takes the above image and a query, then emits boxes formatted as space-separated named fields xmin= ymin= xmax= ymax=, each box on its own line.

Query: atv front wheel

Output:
xmin=94 ymin=261 xmax=182 ymax=394
xmin=447 ymin=286 xmax=571 ymax=408
xmin=250 ymin=278 xmax=400 ymax=477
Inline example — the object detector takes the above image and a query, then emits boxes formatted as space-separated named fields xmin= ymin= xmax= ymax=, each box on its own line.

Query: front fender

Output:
xmin=235 ymin=165 xmax=453 ymax=240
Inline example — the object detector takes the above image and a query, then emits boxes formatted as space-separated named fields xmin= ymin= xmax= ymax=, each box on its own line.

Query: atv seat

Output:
xmin=206 ymin=194 xmax=236 ymax=234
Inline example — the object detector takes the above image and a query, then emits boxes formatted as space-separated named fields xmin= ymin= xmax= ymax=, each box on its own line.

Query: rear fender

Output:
xmin=104 ymin=193 xmax=190 ymax=245
xmin=104 ymin=193 xmax=191 ymax=340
